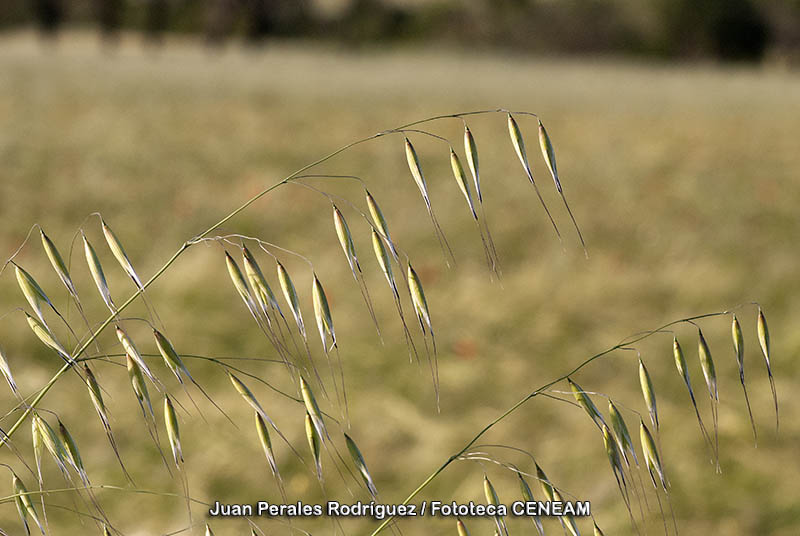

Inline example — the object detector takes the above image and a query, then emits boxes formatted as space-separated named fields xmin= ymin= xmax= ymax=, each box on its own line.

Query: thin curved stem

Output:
xmin=0 ymin=109 xmax=518 ymax=447
xmin=368 ymin=309 xmax=729 ymax=536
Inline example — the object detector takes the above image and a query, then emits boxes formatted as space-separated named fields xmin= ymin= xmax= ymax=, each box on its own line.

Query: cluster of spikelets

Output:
xmin=439 ymin=307 xmax=777 ymax=536
xmin=0 ymin=109 xmax=777 ymax=536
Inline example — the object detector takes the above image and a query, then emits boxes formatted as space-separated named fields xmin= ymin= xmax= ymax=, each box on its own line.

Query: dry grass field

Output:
xmin=0 ymin=31 xmax=799 ymax=535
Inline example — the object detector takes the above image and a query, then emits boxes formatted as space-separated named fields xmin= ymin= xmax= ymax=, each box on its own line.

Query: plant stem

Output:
xmin=368 ymin=310 xmax=728 ymax=536
xmin=0 ymin=109 xmax=510 ymax=446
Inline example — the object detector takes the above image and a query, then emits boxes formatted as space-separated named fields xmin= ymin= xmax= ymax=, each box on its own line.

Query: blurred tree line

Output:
xmin=1 ymin=0 xmax=799 ymax=63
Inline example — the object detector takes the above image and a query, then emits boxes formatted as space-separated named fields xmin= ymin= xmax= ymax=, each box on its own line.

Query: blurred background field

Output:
xmin=1 ymin=15 xmax=800 ymax=536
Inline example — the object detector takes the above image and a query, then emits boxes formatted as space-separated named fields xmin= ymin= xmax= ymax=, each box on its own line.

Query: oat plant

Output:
xmin=0 ymin=109 xmax=780 ymax=536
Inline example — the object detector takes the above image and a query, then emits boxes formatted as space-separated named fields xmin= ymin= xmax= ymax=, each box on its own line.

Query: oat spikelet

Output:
xmin=25 ymin=312 xmax=71 ymax=363
xmin=276 ymin=260 xmax=306 ymax=339
xmin=456 ymin=518 xmax=471 ymax=536
xmin=449 ymin=148 xmax=477 ymax=220
xmin=333 ymin=205 xmax=361 ymax=273
xmin=464 ymin=124 xmax=481 ymax=203
xmin=639 ymin=420 xmax=666 ymax=490
xmin=127 ymin=353 xmax=153 ymax=419
xmin=242 ymin=246 xmax=281 ymax=314
xmin=300 ymin=376 xmax=327 ymax=440
xmin=372 ymin=229 xmax=397 ymax=296
xmin=673 ymin=336 xmax=711 ymax=450
xmin=757 ymin=308 xmax=778 ymax=430
xmin=568 ymin=378 xmax=606 ymax=429
xmin=58 ymin=420 xmax=87 ymax=483
xmin=164 ymin=396 xmax=182 ymax=466
xmin=83 ymin=234 xmax=115 ymax=311
xmin=116 ymin=326 xmax=160 ymax=389
xmin=15 ymin=265 xmax=58 ymax=328
xmin=13 ymin=473 xmax=45 ymax=535
xmin=638 ymin=358 xmax=658 ymax=430
xmin=404 ymin=137 xmax=453 ymax=264
xmin=153 ymin=329 xmax=190 ymax=383
xmin=507 ymin=113 xmax=561 ymax=241
xmin=40 ymin=229 xmax=78 ymax=299
xmin=226 ymin=251 xmax=256 ymax=311
xmin=101 ymin=218 xmax=143 ymax=289
xmin=365 ymin=190 xmax=399 ymax=261
xmin=345 ymin=433 xmax=378 ymax=498
xmin=305 ymin=411 xmax=322 ymax=481
xmin=554 ymin=488 xmax=580 ymax=536
xmin=517 ymin=472 xmax=545 ymax=535
xmin=483 ymin=475 xmax=507 ymax=536
xmin=732 ymin=314 xmax=757 ymax=441
xmin=697 ymin=327 xmax=720 ymax=471
xmin=0 ymin=346 xmax=19 ymax=395
xmin=602 ymin=423 xmax=631 ymax=514
xmin=608 ymin=400 xmax=637 ymax=466
xmin=538 ymin=118 xmax=587 ymax=255
xmin=407 ymin=263 xmax=432 ymax=340
xmin=84 ymin=364 xmax=132 ymax=482
xmin=312 ymin=274 xmax=336 ymax=352
xmin=255 ymin=412 xmax=280 ymax=479
xmin=593 ymin=522 xmax=606 ymax=536
xmin=205 ymin=524 xmax=214 ymax=536
xmin=33 ymin=413 xmax=70 ymax=476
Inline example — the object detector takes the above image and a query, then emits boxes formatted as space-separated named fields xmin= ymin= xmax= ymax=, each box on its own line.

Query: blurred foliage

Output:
xmin=1 ymin=0 xmax=800 ymax=63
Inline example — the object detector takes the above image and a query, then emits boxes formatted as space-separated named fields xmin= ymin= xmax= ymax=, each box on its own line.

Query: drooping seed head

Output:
xmin=404 ymin=137 xmax=430 ymax=205
xmin=593 ymin=522 xmax=606 ymax=536
xmin=58 ymin=420 xmax=84 ymax=476
xmin=333 ymin=205 xmax=359 ymax=273
xmin=40 ymin=229 xmax=78 ymax=297
xmin=84 ymin=365 xmax=106 ymax=415
xmin=345 ymin=433 xmax=378 ymax=497
xmin=101 ymin=218 xmax=143 ymax=288
xmin=312 ymin=274 xmax=336 ymax=351
xmin=535 ymin=464 xmax=555 ymax=501
xmin=276 ymin=261 xmax=305 ymax=337
xmin=127 ymin=353 xmax=151 ymax=414
xmin=638 ymin=358 xmax=658 ymax=429
xmin=673 ymin=337 xmax=690 ymax=386
xmin=483 ymin=475 xmax=500 ymax=506
xmin=242 ymin=246 xmax=280 ymax=313
xmin=538 ymin=119 xmax=562 ymax=193
xmin=568 ymin=378 xmax=605 ymax=428
xmin=255 ymin=412 xmax=278 ymax=476
xmin=226 ymin=251 xmax=254 ymax=309
xmin=0 ymin=346 xmax=18 ymax=394
xmin=608 ymin=400 xmax=636 ymax=465
xmin=153 ymin=329 xmax=189 ymax=381
xmin=15 ymin=265 xmax=52 ymax=325
xmin=732 ymin=314 xmax=744 ymax=370
xmin=456 ymin=518 xmax=470 ymax=536
xmin=365 ymin=190 xmax=398 ymax=260
xmin=463 ymin=124 xmax=481 ymax=203
xmin=602 ymin=423 xmax=623 ymax=475
xmin=697 ymin=328 xmax=718 ymax=401
xmin=508 ymin=113 xmax=531 ymax=177
xmin=164 ymin=396 xmax=182 ymax=465
xmin=83 ymin=234 xmax=115 ymax=310
xmin=449 ymin=148 xmax=477 ymax=219
xmin=116 ymin=326 xmax=158 ymax=387
xmin=25 ymin=312 xmax=70 ymax=361
xmin=305 ymin=411 xmax=322 ymax=479
xmin=205 ymin=524 xmax=214 ymax=536
xmin=639 ymin=420 xmax=666 ymax=490
xmin=407 ymin=263 xmax=432 ymax=333
xmin=757 ymin=308 xmax=770 ymax=366
xmin=371 ymin=229 xmax=395 ymax=290
xmin=13 ymin=473 xmax=44 ymax=535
